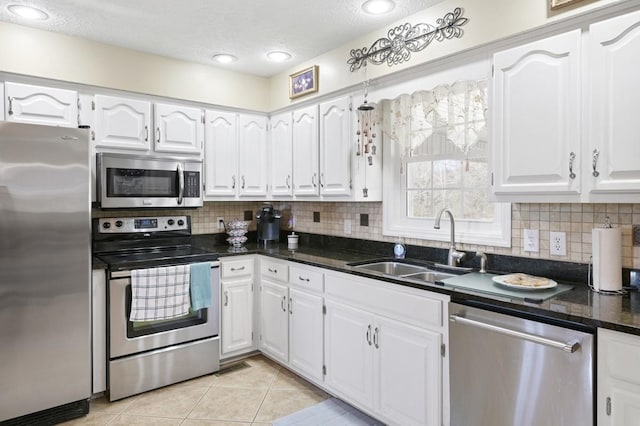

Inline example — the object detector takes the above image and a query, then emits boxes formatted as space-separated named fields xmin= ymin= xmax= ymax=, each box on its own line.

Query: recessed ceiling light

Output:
xmin=361 ymin=0 xmax=396 ymax=15
xmin=8 ymin=4 xmax=48 ymax=20
xmin=266 ymin=51 xmax=292 ymax=62
xmin=212 ymin=54 xmax=238 ymax=64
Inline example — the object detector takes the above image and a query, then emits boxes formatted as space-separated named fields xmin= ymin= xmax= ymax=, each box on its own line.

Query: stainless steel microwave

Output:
xmin=97 ymin=153 xmax=203 ymax=208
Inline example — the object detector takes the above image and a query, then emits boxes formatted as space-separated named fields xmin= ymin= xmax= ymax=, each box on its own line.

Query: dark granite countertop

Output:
xmin=191 ymin=235 xmax=640 ymax=336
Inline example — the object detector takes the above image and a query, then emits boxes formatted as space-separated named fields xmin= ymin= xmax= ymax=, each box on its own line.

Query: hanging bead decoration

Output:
xmin=356 ymin=78 xmax=377 ymax=168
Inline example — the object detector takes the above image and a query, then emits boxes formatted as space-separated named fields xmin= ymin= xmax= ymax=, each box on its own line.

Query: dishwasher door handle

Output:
xmin=449 ymin=314 xmax=581 ymax=354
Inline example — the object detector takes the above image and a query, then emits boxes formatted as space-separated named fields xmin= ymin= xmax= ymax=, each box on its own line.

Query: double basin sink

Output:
xmin=348 ymin=260 xmax=461 ymax=284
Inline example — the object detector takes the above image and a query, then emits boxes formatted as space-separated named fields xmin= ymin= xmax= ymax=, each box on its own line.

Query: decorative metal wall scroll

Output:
xmin=347 ymin=7 xmax=468 ymax=72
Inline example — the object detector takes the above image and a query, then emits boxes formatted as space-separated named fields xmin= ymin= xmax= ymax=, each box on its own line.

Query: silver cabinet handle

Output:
xmin=449 ymin=314 xmax=581 ymax=353
xmin=268 ymin=268 xmax=277 ymax=274
xmin=569 ymin=152 xmax=576 ymax=180
xmin=91 ymin=130 xmax=95 ymax=141
xmin=224 ymin=291 xmax=229 ymax=307
xmin=232 ymin=175 xmax=236 ymax=189
xmin=230 ymin=266 xmax=245 ymax=271
xmin=298 ymin=276 xmax=310 ymax=282
xmin=176 ymin=162 xmax=184 ymax=205
xmin=281 ymin=295 xmax=286 ymax=312
xmin=7 ymin=96 xmax=13 ymax=115
xmin=312 ymin=173 xmax=317 ymax=188
xmin=156 ymin=127 xmax=161 ymax=143
xmin=373 ymin=327 xmax=379 ymax=348
xmin=144 ymin=126 xmax=149 ymax=142
xmin=320 ymin=173 xmax=324 ymax=188
xmin=286 ymin=175 xmax=291 ymax=189
xmin=606 ymin=396 xmax=611 ymax=416
xmin=366 ymin=325 xmax=372 ymax=346
xmin=241 ymin=175 xmax=245 ymax=189
xmin=289 ymin=297 xmax=293 ymax=315
xmin=592 ymin=149 xmax=600 ymax=177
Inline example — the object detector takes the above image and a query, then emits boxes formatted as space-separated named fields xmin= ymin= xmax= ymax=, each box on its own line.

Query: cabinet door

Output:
xmin=204 ymin=110 xmax=238 ymax=198
xmin=270 ymin=112 xmax=293 ymax=197
xmin=5 ymin=82 xmax=78 ymax=127
xmin=238 ymin=114 xmax=268 ymax=196
xmin=598 ymin=328 xmax=640 ymax=426
xmin=324 ymin=299 xmax=374 ymax=409
xmin=492 ymin=30 xmax=581 ymax=199
xmin=588 ymin=10 xmax=640 ymax=199
xmin=319 ymin=96 xmax=352 ymax=196
xmin=94 ymin=94 xmax=151 ymax=151
xmin=375 ymin=316 xmax=442 ymax=426
xmin=259 ymin=279 xmax=289 ymax=363
xmin=221 ymin=278 xmax=253 ymax=355
xmin=289 ymin=288 xmax=324 ymax=383
xmin=292 ymin=105 xmax=319 ymax=196
xmin=154 ymin=103 xmax=203 ymax=155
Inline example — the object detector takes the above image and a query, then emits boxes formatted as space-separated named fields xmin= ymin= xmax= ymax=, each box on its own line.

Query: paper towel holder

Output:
xmin=588 ymin=255 xmax=626 ymax=296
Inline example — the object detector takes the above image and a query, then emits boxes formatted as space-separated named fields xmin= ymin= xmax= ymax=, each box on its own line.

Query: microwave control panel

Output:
xmin=184 ymin=171 xmax=200 ymax=197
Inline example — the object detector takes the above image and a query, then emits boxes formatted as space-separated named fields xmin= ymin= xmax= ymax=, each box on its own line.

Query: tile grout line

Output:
xmin=181 ymin=377 xmax=216 ymax=425
xmin=251 ymin=360 xmax=282 ymax=424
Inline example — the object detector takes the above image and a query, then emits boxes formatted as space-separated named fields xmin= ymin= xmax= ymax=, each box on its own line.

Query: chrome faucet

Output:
xmin=434 ymin=208 xmax=466 ymax=267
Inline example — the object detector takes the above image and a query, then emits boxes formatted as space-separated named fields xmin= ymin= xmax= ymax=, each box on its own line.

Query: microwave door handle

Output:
xmin=177 ymin=162 xmax=184 ymax=205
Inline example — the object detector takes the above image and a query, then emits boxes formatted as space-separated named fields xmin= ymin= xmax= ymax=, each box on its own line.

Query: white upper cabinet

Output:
xmin=491 ymin=30 xmax=582 ymax=201
xmin=204 ymin=110 xmax=268 ymax=199
xmin=154 ymin=102 xmax=203 ymax=155
xmin=319 ymin=96 xmax=352 ymax=196
xmin=587 ymin=9 xmax=640 ymax=201
xmin=5 ymin=82 xmax=78 ymax=128
xmin=204 ymin=109 xmax=238 ymax=198
xmin=94 ymin=94 xmax=151 ymax=151
xmin=292 ymin=105 xmax=319 ymax=196
xmin=270 ymin=112 xmax=294 ymax=197
xmin=238 ymin=114 xmax=268 ymax=197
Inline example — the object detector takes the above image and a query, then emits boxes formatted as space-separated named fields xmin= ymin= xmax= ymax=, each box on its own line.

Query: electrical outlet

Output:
xmin=550 ymin=231 xmax=567 ymax=256
xmin=344 ymin=219 xmax=352 ymax=235
xmin=523 ymin=229 xmax=539 ymax=252
xmin=217 ymin=217 xmax=225 ymax=230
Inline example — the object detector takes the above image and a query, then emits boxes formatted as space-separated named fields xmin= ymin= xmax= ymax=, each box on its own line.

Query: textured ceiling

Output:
xmin=0 ymin=0 xmax=444 ymax=77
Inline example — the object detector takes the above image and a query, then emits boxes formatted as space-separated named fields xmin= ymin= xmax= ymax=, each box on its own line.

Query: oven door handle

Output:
xmin=449 ymin=314 xmax=581 ymax=353
xmin=177 ymin=162 xmax=184 ymax=205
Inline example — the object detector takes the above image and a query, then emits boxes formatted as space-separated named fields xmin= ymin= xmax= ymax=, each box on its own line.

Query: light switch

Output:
xmin=523 ymin=229 xmax=539 ymax=252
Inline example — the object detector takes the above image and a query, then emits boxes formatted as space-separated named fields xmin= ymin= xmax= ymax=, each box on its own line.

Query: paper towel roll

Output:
xmin=592 ymin=227 xmax=622 ymax=291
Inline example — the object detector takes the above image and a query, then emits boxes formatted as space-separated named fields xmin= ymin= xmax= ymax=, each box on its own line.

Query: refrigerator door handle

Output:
xmin=449 ymin=314 xmax=581 ymax=353
xmin=177 ymin=162 xmax=184 ymax=205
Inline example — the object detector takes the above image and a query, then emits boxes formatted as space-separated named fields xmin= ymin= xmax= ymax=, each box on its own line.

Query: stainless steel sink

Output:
xmin=402 ymin=271 xmax=455 ymax=283
xmin=352 ymin=261 xmax=428 ymax=276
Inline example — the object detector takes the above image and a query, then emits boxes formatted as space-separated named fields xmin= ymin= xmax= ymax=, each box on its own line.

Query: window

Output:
xmin=381 ymin=79 xmax=511 ymax=247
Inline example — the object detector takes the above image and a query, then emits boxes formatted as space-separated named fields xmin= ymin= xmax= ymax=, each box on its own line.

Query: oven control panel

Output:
xmin=98 ymin=216 xmax=189 ymax=233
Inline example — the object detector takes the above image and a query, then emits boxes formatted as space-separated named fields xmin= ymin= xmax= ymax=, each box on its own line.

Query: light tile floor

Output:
xmin=63 ymin=355 xmax=329 ymax=425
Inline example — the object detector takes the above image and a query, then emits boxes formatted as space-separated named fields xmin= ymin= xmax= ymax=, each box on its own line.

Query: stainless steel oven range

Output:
xmin=93 ymin=215 xmax=220 ymax=401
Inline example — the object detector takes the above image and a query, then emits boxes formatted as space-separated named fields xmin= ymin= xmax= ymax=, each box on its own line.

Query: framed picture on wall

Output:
xmin=289 ymin=65 xmax=319 ymax=99
xmin=550 ymin=0 xmax=585 ymax=9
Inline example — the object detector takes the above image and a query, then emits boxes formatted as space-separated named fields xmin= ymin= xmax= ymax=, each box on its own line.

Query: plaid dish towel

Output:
xmin=130 ymin=265 xmax=191 ymax=322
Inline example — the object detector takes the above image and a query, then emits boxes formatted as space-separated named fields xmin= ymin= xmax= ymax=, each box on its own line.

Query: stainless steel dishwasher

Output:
xmin=449 ymin=302 xmax=594 ymax=426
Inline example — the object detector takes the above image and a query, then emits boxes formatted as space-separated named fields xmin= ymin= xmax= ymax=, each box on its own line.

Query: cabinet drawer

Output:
xmin=221 ymin=257 xmax=254 ymax=278
xmin=599 ymin=328 xmax=640 ymax=384
xmin=289 ymin=264 xmax=324 ymax=293
xmin=325 ymin=271 xmax=445 ymax=329
xmin=261 ymin=258 xmax=288 ymax=282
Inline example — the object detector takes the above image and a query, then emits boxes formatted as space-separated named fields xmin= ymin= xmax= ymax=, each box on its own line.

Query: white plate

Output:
xmin=492 ymin=274 xmax=558 ymax=290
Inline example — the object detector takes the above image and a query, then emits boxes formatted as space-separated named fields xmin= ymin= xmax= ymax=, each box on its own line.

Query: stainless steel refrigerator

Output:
xmin=0 ymin=122 xmax=91 ymax=423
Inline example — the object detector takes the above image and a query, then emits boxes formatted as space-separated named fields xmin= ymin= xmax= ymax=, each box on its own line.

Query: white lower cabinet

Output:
xmin=259 ymin=258 xmax=325 ymax=382
xmin=324 ymin=271 xmax=448 ymax=426
xmin=220 ymin=256 xmax=255 ymax=357
xmin=598 ymin=328 xmax=640 ymax=426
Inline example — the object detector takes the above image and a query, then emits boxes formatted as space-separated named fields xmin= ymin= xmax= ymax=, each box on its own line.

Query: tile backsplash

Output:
xmin=93 ymin=201 xmax=640 ymax=269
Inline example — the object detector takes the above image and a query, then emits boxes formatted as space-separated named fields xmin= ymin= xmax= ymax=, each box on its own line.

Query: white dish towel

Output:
xmin=130 ymin=265 xmax=191 ymax=322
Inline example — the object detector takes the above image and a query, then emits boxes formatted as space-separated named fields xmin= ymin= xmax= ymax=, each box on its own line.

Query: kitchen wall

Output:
xmin=93 ymin=201 xmax=640 ymax=269
xmin=0 ymin=21 xmax=270 ymax=111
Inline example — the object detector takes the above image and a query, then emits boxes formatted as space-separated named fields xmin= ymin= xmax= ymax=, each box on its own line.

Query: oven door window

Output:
xmin=107 ymin=167 xmax=178 ymax=198
xmin=125 ymin=285 xmax=207 ymax=338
